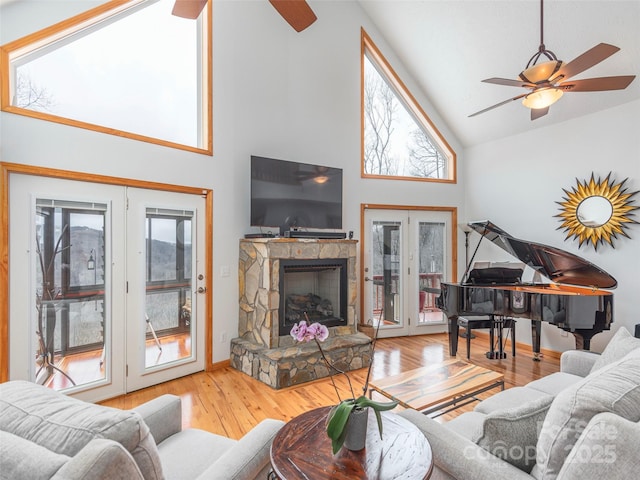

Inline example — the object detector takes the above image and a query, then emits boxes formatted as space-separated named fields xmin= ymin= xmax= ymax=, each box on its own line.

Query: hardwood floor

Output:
xmin=100 ymin=332 xmax=560 ymax=440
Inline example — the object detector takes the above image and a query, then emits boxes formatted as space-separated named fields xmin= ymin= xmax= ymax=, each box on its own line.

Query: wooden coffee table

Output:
xmin=270 ymin=406 xmax=433 ymax=479
xmin=368 ymin=359 xmax=504 ymax=416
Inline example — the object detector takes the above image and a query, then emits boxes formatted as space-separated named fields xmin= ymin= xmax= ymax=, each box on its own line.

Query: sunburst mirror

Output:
xmin=556 ymin=173 xmax=639 ymax=250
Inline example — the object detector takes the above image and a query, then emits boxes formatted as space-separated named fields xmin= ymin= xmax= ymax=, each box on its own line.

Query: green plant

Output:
xmin=290 ymin=312 xmax=397 ymax=454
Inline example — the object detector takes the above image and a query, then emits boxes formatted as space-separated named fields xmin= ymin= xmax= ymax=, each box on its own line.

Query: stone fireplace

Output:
xmin=231 ymin=238 xmax=372 ymax=389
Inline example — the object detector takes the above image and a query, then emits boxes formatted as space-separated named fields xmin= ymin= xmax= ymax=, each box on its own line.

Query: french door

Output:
xmin=8 ymin=172 xmax=207 ymax=402
xmin=362 ymin=207 xmax=456 ymax=338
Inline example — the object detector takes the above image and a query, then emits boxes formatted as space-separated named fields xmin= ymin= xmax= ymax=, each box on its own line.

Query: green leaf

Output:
xmin=354 ymin=395 xmax=398 ymax=411
xmin=373 ymin=408 xmax=384 ymax=438
xmin=326 ymin=400 xmax=355 ymax=453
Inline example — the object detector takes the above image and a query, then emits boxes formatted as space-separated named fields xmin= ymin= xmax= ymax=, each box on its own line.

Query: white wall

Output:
xmin=465 ymin=99 xmax=640 ymax=353
xmin=0 ymin=0 xmax=465 ymax=363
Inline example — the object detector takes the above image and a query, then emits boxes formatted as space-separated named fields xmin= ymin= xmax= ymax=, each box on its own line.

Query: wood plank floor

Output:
xmin=100 ymin=332 xmax=560 ymax=440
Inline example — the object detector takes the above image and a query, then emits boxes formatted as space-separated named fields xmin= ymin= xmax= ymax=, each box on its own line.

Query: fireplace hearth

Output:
xmin=232 ymin=238 xmax=372 ymax=389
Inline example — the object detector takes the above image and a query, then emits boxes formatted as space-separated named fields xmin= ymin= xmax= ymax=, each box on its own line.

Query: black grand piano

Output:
xmin=437 ymin=221 xmax=616 ymax=359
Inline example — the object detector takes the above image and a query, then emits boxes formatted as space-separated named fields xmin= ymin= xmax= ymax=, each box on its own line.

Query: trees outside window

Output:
xmin=362 ymin=29 xmax=455 ymax=182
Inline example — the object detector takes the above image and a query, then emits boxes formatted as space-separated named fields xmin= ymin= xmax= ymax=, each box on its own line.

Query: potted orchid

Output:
xmin=290 ymin=316 xmax=398 ymax=454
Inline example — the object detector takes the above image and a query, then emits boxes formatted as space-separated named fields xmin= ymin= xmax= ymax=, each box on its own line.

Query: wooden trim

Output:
xmin=360 ymin=28 xmax=457 ymax=183
xmin=0 ymin=0 xmax=213 ymax=156
xmin=0 ymin=165 xmax=9 ymax=382
xmin=0 ymin=162 xmax=213 ymax=384
xmin=361 ymin=173 xmax=456 ymax=183
xmin=359 ymin=203 xmax=458 ymax=327
xmin=208 ymin=359 xmax=230 ymax=371
xmin=204 ymin=188 xmax=214 ymax=371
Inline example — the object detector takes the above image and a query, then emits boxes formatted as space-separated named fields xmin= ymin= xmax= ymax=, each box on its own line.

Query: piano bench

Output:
xmin=458 ymin=316 xmax=516 ymax=360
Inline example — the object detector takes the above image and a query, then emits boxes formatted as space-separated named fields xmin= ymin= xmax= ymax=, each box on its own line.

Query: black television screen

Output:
xmin=251 ymin=156 xmax=343 ymax=230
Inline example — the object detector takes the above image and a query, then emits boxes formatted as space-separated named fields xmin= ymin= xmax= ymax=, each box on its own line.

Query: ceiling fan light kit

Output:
xmin=470 ymin=0 xmax=636 ymax=120
xmin=520 ymin=59 xmax=562 ymax=84
xmin=522 ymin=88 xmax=563 ymax=109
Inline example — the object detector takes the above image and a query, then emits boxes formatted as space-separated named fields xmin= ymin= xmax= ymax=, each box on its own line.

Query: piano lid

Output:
xmin=468 ymin=221 xmax=617 ymax=289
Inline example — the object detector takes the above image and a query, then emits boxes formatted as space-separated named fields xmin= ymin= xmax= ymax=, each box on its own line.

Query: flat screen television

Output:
xmin=251 ymin=155 xmax=343 ymax=230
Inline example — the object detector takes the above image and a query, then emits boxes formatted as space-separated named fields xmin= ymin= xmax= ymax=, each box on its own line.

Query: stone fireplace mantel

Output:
xmin=232 ymin=238 xmax=372 ymax=389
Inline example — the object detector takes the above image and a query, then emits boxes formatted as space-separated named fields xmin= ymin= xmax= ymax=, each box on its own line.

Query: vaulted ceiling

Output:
xmin=2 ymin=0 xmax=638 ymax=148
xmin=357 ymin=0 xmax=640 ymax=147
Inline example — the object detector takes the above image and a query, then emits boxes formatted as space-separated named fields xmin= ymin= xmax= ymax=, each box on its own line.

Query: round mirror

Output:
xmin=556 ymin=173 xmax=639 ymax=250
xmin=577 ymin=196 xmax=613 ymax=227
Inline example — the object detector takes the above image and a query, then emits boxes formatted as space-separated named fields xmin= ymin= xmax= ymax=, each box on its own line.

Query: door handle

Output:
xmin=197 ymin=286 xmax=207 ymax=293
xmin=364 ymin=277 xmax=372 ymax=282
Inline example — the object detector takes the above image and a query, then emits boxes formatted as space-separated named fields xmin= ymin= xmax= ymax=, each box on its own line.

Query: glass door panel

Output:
xmin=144 ymin=210 xmax=194 ymax=369
xmin=33 ymin=200 xmax=108 ymax=390
xmin=417 ymin=221 xmax=446 ymax=326
xmin=364 ymin=215 xmax=405 ymax=337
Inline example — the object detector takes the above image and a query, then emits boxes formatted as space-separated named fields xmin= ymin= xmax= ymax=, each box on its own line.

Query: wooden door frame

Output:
xmin=359 ymin=204 xmax=458 ymax=330
xmin=0 ymin=162 xmax=213 ymax=383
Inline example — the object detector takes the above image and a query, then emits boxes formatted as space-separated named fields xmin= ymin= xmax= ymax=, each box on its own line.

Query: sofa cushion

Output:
xmin=474 ymin=386 xmax=550 ymax=415
xmin=534 ymin=349 xmax=640 ymax=480
xmin=475 ymin=394 xmax=553 ymax=473
xmin=157 ymin=428 xmax=236 ymax=480
xmin=525 ymin=372 xmax=584 ymax=396
xmin=590 ymin=326 xmax=640 ymax=373
xmin=0 ymin=381 xmax=163 ymax=480
xmin=0 ymin=430 xmax=70 ymax=480
xmin=445 ymin=411 xmax=485 ymax=440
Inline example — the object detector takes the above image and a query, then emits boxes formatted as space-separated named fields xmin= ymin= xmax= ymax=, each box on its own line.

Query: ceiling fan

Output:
xmin=469 ymin=0 xmax=636 ymax=121
xmin=172 ymin=0 xmax=317 ymax=32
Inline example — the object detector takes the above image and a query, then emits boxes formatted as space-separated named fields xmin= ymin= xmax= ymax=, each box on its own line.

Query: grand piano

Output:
xmin=437 ymin=221 xmax=616 ymax=359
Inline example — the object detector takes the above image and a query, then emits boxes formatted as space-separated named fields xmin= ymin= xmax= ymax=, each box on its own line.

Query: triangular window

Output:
xmin=1 ymin=0 xmax=211 ymax=155
xmin=361 ymin=29 xmax=455 ymax=181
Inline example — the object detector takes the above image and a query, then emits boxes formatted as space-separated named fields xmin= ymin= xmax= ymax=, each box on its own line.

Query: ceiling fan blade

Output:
xmin=268 ymin=0 xmax=317 ymax=32
xmin=558 ymin=75 xmax=636 ymax=92
xmin=468 ymin=93 xmax=527 ymax=117
xmin=550 ymin=43 xmax=620 ymax=82
xmin=172 ymin=0 xmax=207 ymax=19
xmin=482 ymin=77 xmax=536 ymax=88
xmin=531 ymin=106 xmax=549 ymax=120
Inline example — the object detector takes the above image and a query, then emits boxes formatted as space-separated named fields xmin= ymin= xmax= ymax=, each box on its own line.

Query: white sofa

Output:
xmin=0 ymin=381 xmax=284 ymax=480
xmin=400 ymin=327 xmax=640 ymax=480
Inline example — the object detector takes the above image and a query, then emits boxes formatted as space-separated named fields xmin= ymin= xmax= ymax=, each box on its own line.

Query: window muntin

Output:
xmin=361 ymin=29 xmax=456 ymax=182
xmin=1 ymin=0 xmax=211 ymax=155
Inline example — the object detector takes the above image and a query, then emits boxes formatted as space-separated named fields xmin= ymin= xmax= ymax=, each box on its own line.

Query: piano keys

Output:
xmin=437 ymin=221 xmax=615 ymax=359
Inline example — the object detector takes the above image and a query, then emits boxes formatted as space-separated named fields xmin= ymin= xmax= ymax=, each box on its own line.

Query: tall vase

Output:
xmin=343 ymin=407 xmax=368 ymax=451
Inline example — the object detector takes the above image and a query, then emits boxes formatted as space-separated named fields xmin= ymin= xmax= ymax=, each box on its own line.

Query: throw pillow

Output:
xmin=534 ymin=348 xmax=640 ymax=480
xmin=590 ymin=326 xmax=640 ymax=373
xmin=475 ymin=394 xmax=553 ymax=473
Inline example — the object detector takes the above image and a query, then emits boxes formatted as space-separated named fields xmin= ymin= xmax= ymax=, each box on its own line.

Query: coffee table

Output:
xmin=270 ymin=406 xmax=433 ymax=479
xmin=368 ymin=359 xmax=504 ymax=416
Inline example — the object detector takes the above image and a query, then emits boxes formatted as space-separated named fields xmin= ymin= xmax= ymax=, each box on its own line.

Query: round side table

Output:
xmin=270 ymin=406 xmax=433 ymax=480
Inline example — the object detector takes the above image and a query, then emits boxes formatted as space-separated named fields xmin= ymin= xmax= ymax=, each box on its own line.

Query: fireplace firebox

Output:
xmin=279 ymin=258 xmax=348 ymax=336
